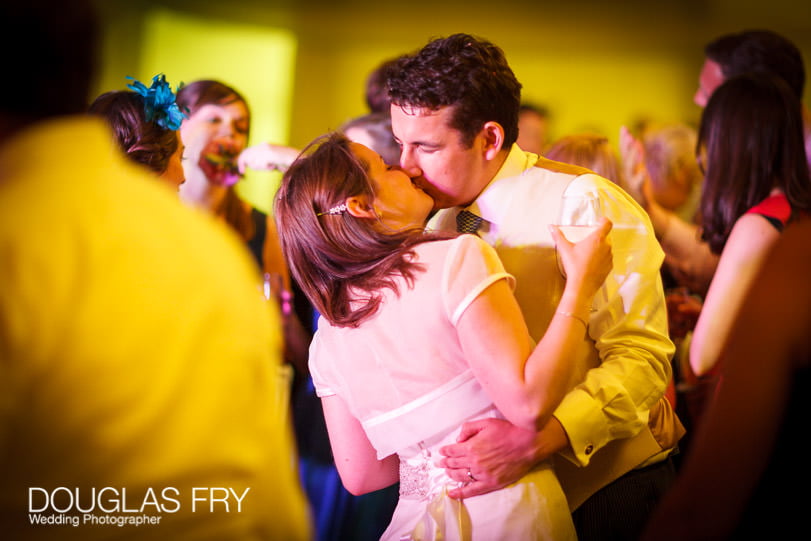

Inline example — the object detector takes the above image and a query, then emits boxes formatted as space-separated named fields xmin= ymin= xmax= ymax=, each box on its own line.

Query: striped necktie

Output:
xmin=456 ymin=210 xmax=483 ymax=234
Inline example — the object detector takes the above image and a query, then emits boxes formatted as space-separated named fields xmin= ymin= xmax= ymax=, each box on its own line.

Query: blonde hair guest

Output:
xmin=545 ymin=133 xmax=624 ymax=187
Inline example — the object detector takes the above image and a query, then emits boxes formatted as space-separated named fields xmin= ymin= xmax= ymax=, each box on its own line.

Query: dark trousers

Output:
xmin=571 ymin=456 xmax=676 ymax=541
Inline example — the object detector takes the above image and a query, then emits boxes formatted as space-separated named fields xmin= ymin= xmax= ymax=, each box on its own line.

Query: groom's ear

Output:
xmin=345 ymin=195 xmax=376 ymax=219
xmin=480 ymin=121 xmax=505 ymax=160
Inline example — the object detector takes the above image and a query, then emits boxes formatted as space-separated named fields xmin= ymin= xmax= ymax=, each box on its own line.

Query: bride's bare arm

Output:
xmin=456 ymin=219 xmax=612 ymax=430
xmin=321 ymin=394 xmax=399 ymax=495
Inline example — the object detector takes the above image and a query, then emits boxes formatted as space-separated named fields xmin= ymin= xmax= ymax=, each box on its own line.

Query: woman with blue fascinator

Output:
xmin=175 ymin=80 xmax=310 ymax=369
xmin=89 ymin=73 xmax=187 ymax=190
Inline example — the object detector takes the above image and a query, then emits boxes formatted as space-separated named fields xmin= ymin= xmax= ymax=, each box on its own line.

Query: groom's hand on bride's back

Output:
xmin=438 ymin=417 xmax=569 ymax=499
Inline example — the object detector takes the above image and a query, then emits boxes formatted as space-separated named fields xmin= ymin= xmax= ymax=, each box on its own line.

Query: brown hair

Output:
xmin=176 ymin=80 xmax=255 ymax=241
xmin=365 ymin=57 xmax=399 ymax=114
xmin=698 ymin=73 xmax=811 ymax=253
xmin=274 ymin=132 xmax=452 ymax=327
xmin=387 ymin=33 xmax=522 ymax=148
xmin=88 ymin=90 xmax=179 ymax=175
xmin=705 ymin=29 xmax=804 ymax=100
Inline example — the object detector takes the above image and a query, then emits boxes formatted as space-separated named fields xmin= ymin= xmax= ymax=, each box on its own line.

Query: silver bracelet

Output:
xmin=557 ymin=310 xmax=588 ymax=329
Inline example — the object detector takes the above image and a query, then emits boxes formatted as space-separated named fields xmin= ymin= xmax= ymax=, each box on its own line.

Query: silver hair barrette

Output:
xmin=317 ymin=203 xmax=348 ymax=216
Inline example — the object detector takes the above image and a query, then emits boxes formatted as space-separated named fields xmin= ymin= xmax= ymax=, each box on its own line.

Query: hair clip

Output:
xmin=126 ymin=73 xmax=187 ymax=131
xmin=317 ymin=203 xmax=348 ymax=216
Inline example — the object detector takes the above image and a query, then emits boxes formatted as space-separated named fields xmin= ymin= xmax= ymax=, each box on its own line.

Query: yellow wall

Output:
xmin=140 ymin=8 xmax=296 ymax=213
xmin=94 ymin=0 xmax=811 ymax=209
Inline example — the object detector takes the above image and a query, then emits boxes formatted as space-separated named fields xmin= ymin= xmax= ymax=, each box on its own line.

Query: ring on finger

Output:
xmin=466 ymin=467 xmax=477 ymax=482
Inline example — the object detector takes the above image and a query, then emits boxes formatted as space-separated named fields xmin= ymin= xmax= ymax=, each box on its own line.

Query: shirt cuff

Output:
xmin=554 ymin=388 xmax=611 ymax=466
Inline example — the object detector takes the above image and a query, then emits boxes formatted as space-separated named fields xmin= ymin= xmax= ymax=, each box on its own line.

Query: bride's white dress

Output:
xmin=309 ymin=236 xmax=576 ymax=540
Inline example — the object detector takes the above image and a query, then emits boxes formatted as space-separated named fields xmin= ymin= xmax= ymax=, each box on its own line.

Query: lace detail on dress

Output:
xmin=395 ymin=443 xmax=473 ymax=541
xmin=399 ymin=460 xmax=430 ymax=498
xmin=399 ymin=442 xmax=433 ymax=499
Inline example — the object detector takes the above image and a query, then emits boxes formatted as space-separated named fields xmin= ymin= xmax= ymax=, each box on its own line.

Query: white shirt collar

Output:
xmin=470 ymin=144 xmax=537 ymax=225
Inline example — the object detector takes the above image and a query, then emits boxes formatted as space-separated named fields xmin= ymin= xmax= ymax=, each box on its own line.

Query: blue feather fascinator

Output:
xmin=126 ymin=73 xmax=187 ymax=131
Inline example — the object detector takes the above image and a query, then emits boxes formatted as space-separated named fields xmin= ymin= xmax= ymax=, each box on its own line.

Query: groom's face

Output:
xmin=391 ymin=104 xmax=490 ymax=211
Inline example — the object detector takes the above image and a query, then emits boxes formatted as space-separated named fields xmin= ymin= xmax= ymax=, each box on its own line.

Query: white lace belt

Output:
xmin=399 ymin=460 xmax=431 ymax=498
xmin=397 ymin=451 xmax=471 ymax=541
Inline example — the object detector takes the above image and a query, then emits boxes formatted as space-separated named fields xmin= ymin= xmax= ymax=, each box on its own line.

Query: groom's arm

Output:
xmin=438 ymin=417 xmax=568 ymax=499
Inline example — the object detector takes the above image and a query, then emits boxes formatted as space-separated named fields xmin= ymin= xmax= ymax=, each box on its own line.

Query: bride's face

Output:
xmin=351 ymin=142 xmax=434 ymax=230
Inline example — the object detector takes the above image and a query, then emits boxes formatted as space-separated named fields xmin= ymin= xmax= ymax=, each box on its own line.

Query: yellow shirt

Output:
xmin=0 ymin=117 xmax=311 ymax=540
